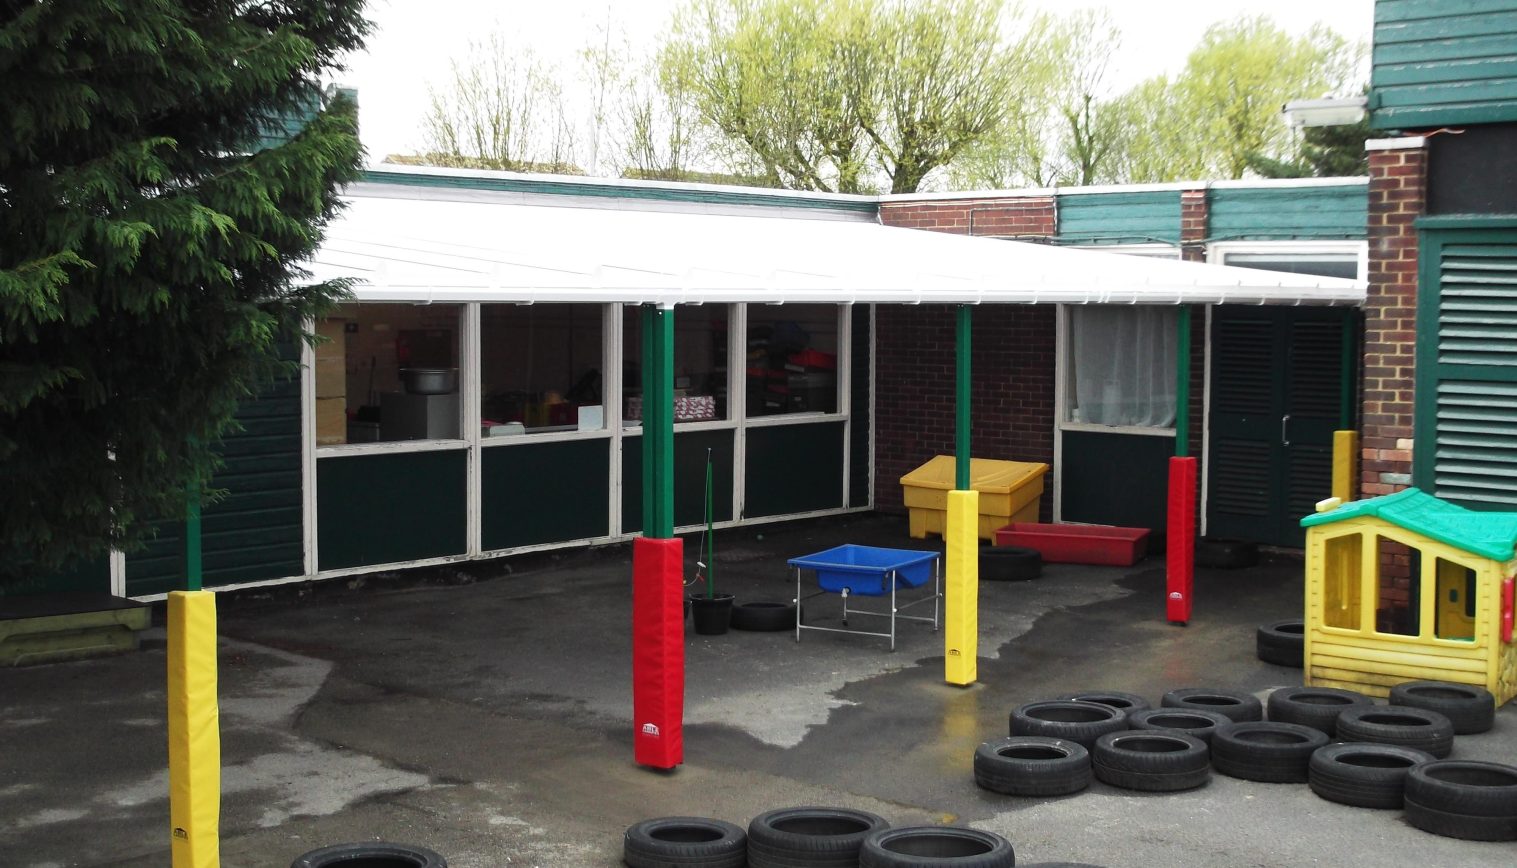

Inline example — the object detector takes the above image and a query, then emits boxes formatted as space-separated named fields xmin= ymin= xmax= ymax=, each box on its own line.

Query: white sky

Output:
xmin=341 ymin=0 xmax=1373 ymax=164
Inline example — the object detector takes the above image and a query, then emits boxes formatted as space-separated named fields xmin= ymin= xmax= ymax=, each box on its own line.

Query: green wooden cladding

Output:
xmin=744 ymin=423 xmax=846 ymax=518
xmin=482 ymin=440 xmax=611 ymax=550
xmin=1056 ymin=191 xmax=1181 ymax=245
xmin=317 ymin=449 xmax=468 ymax=571
xmin=1060 ymin=430 xmax=1172 ymax=531
xmin=1208 ymin=185 xmax=1368 ymax=241
xmin=621 ymin=429 xmax=735 ymax=533
xmin=1372 ymin=0 xmax=1517 ymax=129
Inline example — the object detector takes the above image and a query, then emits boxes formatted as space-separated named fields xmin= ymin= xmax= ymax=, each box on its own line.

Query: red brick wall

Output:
xmin=1362 ymin=143 xmax=1427 ymax=498
xmin=879 ymin=197 xmax=1056 ymax=237
xmin=873 ymin=304 xmax=1056 ymax=519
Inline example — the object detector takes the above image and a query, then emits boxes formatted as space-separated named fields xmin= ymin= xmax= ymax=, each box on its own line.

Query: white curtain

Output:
xmin=1068 ymin=306 xmax=1179 ymax=427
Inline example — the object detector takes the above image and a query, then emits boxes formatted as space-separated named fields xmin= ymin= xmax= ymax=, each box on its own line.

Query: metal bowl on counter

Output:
xmin=400 ymin=367 xmax=458 ymax=394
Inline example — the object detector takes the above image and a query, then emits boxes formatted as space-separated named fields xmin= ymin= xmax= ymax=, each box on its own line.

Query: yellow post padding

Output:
xmin=944 ymin=489 xmax=979 ymax=686
xmin=1332 ymin=430 xmax=1359 ymax=503
xmin=168 ymin=591 xmax=220 ymax=868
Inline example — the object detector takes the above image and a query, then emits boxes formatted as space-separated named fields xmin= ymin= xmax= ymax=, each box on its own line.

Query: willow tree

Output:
xmin=0 ymin=1 xmax=369 ymax=583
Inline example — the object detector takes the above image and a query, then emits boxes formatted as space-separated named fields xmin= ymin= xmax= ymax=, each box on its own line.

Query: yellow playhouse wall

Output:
xmin=1304 ymin=517 xmax=1515 ymax=705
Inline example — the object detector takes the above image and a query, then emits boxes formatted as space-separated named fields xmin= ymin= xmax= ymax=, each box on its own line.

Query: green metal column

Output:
xmin=955 ymin=305 xmax=972 ymax=489
xmin=1174 ymin=306 xmax=1191 ymax=458
xmin=641 ymin=304 xmax=675 ymax=539
xmin=184 ymin=451 xmax=203 ymax=592
xmin=1339 ymin=311 xmax=1356 ymax=429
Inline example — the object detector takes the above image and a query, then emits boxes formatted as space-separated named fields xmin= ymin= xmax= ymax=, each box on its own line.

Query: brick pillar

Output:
xmin=1178 ymin=188 xmax=1208 ymax=460
xmin=1180 ymin=188 xmax=1208 ymax=263
xmin=1362 ymin=137 xmax=1427 ymax=499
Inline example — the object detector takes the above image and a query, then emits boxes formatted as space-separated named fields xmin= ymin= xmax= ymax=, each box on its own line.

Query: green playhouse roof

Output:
xmin=1300 ymin=488 xmax=1517 ymax=562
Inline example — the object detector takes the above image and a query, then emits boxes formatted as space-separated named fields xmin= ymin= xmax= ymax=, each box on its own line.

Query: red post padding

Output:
xmin=632 ymin=536 xmax=685 ymax=768
xmin=1166 ymin=457 xmax=1197 ymax=625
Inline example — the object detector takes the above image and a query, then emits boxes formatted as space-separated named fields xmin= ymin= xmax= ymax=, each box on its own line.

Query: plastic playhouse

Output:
xmin=900 ymin=456 xmax=1047 ymax=541
xmin=1300 ymin=488 xmax=1517 ymax=705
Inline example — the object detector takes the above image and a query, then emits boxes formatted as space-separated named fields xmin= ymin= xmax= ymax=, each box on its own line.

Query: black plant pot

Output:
xmin=689 ymin=594 xmax=735 ymax=635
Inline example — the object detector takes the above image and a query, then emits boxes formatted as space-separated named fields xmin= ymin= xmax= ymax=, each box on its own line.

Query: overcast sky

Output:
xmin=341 ymin=0 xmax=1373 ymax=164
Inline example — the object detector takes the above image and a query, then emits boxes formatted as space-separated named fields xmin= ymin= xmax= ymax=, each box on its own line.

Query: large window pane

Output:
xmin=480 ymin=303 xmax=604 ymax=436
xmin=1066 ymin=306 xmax=1177 ymax=427
xmin=746 ymin=303 xmax=840 ymax=416
xmin=622 ymin=305 xmax=729 ymax=425
xmin=315 ymin=303 xmax=462 ymax=445
xmin=1223 ymin=252 xmax=1358 ymax=280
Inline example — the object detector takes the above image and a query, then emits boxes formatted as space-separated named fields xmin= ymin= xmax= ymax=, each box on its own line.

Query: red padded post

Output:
xmin=632 ymin=536 xmax=684 ymax=768
xmin=1166 ymin=456 xmax=1197 ymax=625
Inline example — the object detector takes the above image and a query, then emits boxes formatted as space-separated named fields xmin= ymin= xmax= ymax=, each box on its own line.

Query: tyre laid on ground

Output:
xmin=731 ymin=601 xmax=797 ymax=632
xmin=1255 ymin=620 xmax=1304 ymax=668
xmin=624 ymin=817 xmax=747 ymax=868
xmin=1266 ymin=686 xmax=1372 ymax=736
xmin=1009 ymin=700 xmax=1128 ymax=748
xmin=1127 ymin=708 xmax=1232 ymax=746
xmin=973 ymin=736 xmax=1091 ymax=797
xmin=1161 ymin=688 xmax=1263 ymax=723
xmin=747 ymin=806 xmax=889 ymax=868
xmin=1307 ymin=742 xmax=1435 ymax=809
xmin=1019 ymin=864 xmax=1108 ymax=868
xmin=1090 ymin=731 xmax=1210 ymax=792
xmin=1389 ymin=681 xmax=1497 ymax=735
xmin=1210 ymin=721 xmax=1328 ymax=783
xmin=1403 ymin=761 xmax=1517 ymax=841
xmin=980 ymin=544 xmax=1042 ymax=581
xmin=1055 ymin=690 xmax=1151 ymax=714
xmin=860 ymin=827 xmax=1015 ymax=868
xmin=292 ymin=843 xmax=446 ymax=868
xmin=1334 ymin=706 xmax=1454 ymax=758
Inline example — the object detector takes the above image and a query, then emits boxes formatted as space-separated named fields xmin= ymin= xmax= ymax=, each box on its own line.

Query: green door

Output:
xmin=1208 ymin=306 xmax=1352 ymax=547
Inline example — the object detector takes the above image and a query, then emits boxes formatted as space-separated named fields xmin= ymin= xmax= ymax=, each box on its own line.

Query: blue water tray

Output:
xmin=787 ymin=544 xmax=939 ymax=596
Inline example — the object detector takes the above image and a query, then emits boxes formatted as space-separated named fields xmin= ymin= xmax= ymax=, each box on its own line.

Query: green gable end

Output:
xmin=1372 ymin=0 xmax=1517 ymax=129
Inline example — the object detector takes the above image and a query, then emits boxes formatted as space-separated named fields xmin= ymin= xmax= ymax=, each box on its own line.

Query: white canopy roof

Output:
xmin=308 ymin=183 xmax=1365 ymax=307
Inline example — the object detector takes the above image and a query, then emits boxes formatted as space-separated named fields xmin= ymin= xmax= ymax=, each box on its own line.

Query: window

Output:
xmin=479 ymin=303 xmax=604 ymax=437
xmin=1323 ymin=533 xmax=1361 ymax=630
xmin=1375 ymin=536 xmax=1420 ymax=637
xmin=1065 ymin=306 xmax=1178 ymax=427
xmin=745 ymin=304 xmax=840 ymax=417
xmin=622 ymin=304 xmax=730 ymax=425
xmin=315 ymin=303 xmax=462 ymax=445
xmin=1434 ymin=557 xmax=1477 ymax=641
xmin=1221 ymin=252 xmax=1359 ymax=280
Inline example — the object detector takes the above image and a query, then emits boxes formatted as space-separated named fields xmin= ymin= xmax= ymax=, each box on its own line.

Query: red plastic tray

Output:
xmin=994 ymin=522 xmax=1150 ymax=566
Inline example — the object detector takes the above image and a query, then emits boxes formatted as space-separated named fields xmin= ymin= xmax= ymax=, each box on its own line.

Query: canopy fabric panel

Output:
xmin=308 ymin=185 xmax=1366 ymax=307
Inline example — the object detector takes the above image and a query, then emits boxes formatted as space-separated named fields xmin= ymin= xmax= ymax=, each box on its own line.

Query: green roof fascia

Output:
xmin=1300 ymin=487 xmax=1517 ymax=561
xmin=359 ymin=169 xmax=880 ymax=215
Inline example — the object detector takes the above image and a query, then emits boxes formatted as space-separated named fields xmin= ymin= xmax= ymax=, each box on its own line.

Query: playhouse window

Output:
xmin=1375 ymin=537 xmax=1420 ymax=637
xmin=1434 ymin=557 xmax=1477 ymax=641
xmin=1322 ymin=533 xmax=1361 ymax=630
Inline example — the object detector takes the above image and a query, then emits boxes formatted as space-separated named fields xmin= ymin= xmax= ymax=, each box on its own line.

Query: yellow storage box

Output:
xmin=901 ymin=456 xmax=1048 ymax=541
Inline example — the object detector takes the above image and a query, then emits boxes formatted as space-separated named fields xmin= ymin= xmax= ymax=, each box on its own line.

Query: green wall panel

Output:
xmin=849 ymin=305 xmax=872 ymax=507
xmin=482 ymin=439 xmax=611 ymax=549
xmin=1209 ymin=186 xmax=1368 ymax=241
xmin=318 ymin=450 xmax=468 ymax=570
xmin=1060 ymin=430 xmax=1173 ymax=531
xmin=744 ymin=422 xmax=846 ymax=518
xmin=1372 ymin=1 xmax=1517 ymax=128
xmin=2 ymin=557 xmax=110 ymax=597
xmin=622 ymin=429 xmax=735 ymax=533
xmin=1056 ymin=191 xmax=1181 ymax=245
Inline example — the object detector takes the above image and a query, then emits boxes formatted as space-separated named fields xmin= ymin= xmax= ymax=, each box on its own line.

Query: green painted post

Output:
xmin=1174 ymin=306 xmax=1191 ymax=458
xmin=184 ymin=472 xmax=202 ymax=592
xmin=1339 ymin=312 xmax=1356 ymax=429
xmin=955 ymin=305 xmax=972 ymax=490
xmin=641 ymin=304 xmax=675 ymax=540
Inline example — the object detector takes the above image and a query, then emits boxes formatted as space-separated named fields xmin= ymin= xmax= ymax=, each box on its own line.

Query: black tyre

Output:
xmin=1161 ymin=687 xmax=1263 ymax=723
xmin=1195 ymin=537 xmax=1258 ymax=569
xmin=1091 ymin=731 xmax=1210 ymax=792
xmin=1009 ymin=700 xmax=1128 ymax=748
xmin=1020 ymin=864 xmax=1108 ymax=867
xmin=292 ymin=843 xmax=446 ymax=868
xmin=1127 ymin=708 xmax=1232 ymax=746
xmin=1210 ymin=721 xmax=1328 ymax=783
xmin=980 ymin=544 xmax=1042 ymax=581
xmin=1307 ymin=742 xmax=1435 ymax=809
xmin=1334 ymin=706 xmax=1454 ymax=758
xmin=973 ymin=736 xmax=1091 ymax=797
xmin=1389 ymin=681 xmax=1497 ymax=735
xmin=731 ymin=601 xmax=797 ymax=632
xmin=1404 ymin=761 xmax=1517 ymax=818
xmin=1266 ymin=686 xmax=1372 ymax=735
xmin=1255 ymin=620 xmax=1304 ymax=668
xmin=747 ymin=806 xmax=889 ymax=868
xmin=860 ymin=826 xmax=1014 ymax=868
xmin=1404 ymin=797 xmax=1517 ymax=842
xmin=1055 ymin=690 xmax=1151 ymax=714
xmin=624 ymin=817 xmax=747 ymax=868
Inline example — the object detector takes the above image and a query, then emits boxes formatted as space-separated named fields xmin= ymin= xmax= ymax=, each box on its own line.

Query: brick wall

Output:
xmin=878 ymin=197 xmax=1056 ymax=237
xmin=1361 ymin=141 xmax=1427 ymax=498
xmin=873 ymin=304 xmax=1056 ymax=519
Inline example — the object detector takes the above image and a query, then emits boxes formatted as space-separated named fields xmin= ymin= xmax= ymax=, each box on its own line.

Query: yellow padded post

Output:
xmin=944 ymin=489 xmax=979 ymax=686
xmin=1332 ymin=430 xmax=1359 ymax=503
xmin=167 ymin=590 xmax=221 ymax=868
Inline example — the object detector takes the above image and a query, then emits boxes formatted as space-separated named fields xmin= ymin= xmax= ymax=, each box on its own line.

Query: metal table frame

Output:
xmin=791 ymin=551 xmax=941 ymax=651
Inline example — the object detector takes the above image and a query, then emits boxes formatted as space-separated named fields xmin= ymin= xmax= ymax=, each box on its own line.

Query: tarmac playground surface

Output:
xmin=2 ymin=512 xmax=1514 ymax=867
